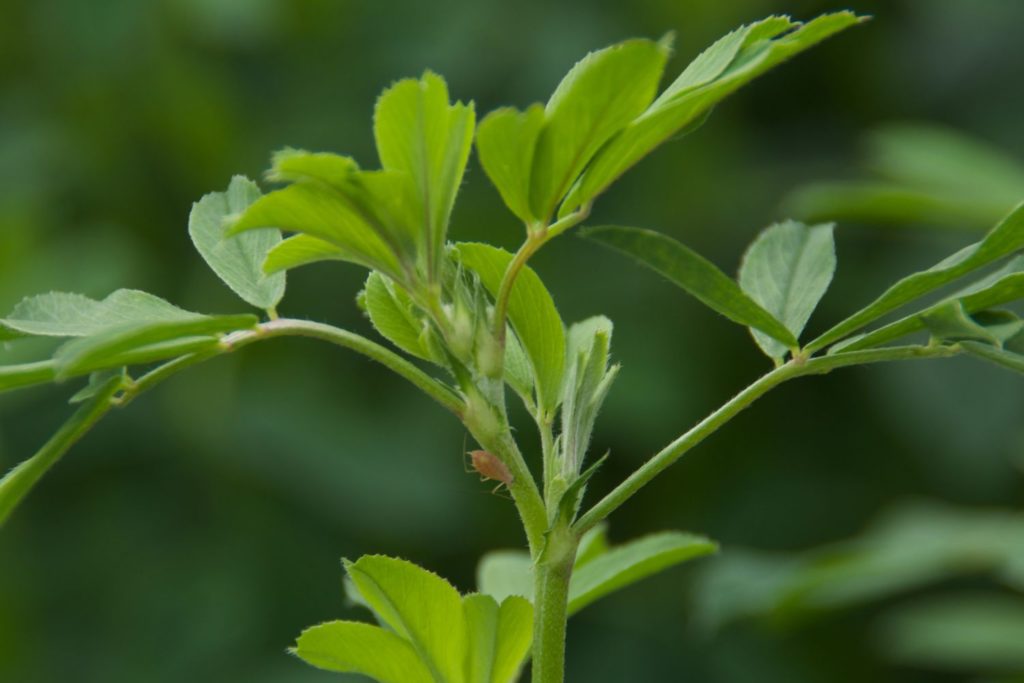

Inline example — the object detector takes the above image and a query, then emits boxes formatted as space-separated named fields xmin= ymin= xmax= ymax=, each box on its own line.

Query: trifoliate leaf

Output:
xmin=530 ymin=39 xmax=670 ymax=220
xmin=563 ymin=13 xmax=862 ymax=214
xmin=362 ymin=272 xmax=432 ymax=361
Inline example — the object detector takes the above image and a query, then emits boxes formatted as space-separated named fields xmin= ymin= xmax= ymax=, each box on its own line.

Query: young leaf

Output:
xmin=575 ymin=524 xmax=611 ymax=568
xmin=263 ymin=234 xmax=348 ymax=275
xmin=1 ymin=289 xmax=205 ymax=338
xmin=476 ymin=105 xmax=545 ymax=224
xmin=462 ymin=594 xmax=533 ymax=683
xmin=739 ymin=220 xmax=836 ymax=360
xmin=581 ymin=225 xmax=797 ymax=348
xmin=293 ymin=621 xmax=433 ymax=683
xmin=375 ymin=71 xmax=475 ymax=279
xmin=808 ymin=201 xmax=1024 ymax=351
xmin=0 ymin=375 xmax=123 ymax=527
xmin=189 ymin=176 xmax=286 ymax=310
xmin=529 ymin=38 xmax=670 ymax=220
xmin=455 ymin=243 xmax=566 ymax=417
xmin=362 ymin=272 xmax=432 ymax=361
xmin=563 ymin=12 xmax=862 ymax=214
xmin=266 ymin=148 xmax=359 ymax=186
xmin=345 ymin=555 xmax=467 ymax=683
xmin=568 ymin=531 xmax=718 ymax=615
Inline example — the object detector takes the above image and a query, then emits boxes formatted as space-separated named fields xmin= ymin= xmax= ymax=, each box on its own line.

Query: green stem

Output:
xmin=478 ymin=430 xmax=547 ymax=555
xmin=531 ymin=544 xmax=577 ymax=683
xmin=224 ymin=318 xmax=465 ymax=417
xmin=492 ymin=206 xmax=592 ymax=342
xmin=574 ymin=344 xmax=959 ymax=534
xmin=0 ymin=375 xmax=124 ymax=526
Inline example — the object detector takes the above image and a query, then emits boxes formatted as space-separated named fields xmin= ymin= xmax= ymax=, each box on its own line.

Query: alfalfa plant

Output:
xmin=3 ymin=11 xmax=1023 ymax=682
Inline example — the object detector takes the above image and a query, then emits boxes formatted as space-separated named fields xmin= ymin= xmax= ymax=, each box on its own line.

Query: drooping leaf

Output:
xmin=375 ymin=71 xmax=475 ymax=279
xmin=263 ymin=234 xmax=348 ymax=274
xmin=0 ymin=375 xmax=123 ymax=527
xmin=738 ymin=220 xmax=836 ymax=360
xmin=582 ymin=225 xmax=797 ymax=348
xmin=568 ymin=531 xmax=717 ymax=615
xmin=0 ymin=289 xmax=205 ymax=338
xmin=228 ymin=183 xmax=407 ymax=281
xmin=476 ymin=105 xmax=545 ymax=224
xmin=53 ymin=315 xmax=256 ymax=378
xmin=293 ymin=621 xmax=433 ymax=683
xmin=462 ymin=594 xmax=533 ymax=683
xmin=189 ymin=176 xmax=286 ymax=310
xmin=878 ymin=594 xmax=1024 ymax=672
xmin=455 ymin=243 xmax=565 ymax=418
xmin=362 ymin=272 xmax=432 ymax=361
xmin=808 ymin=202 xmax=1024 ymax=351
xmin=0 ymin=360 xmax=58 ymax=395
xmin=530 ymin=38 xmax=670 ymax=219
xmin=345 ymin=555 xmax=467 ymax=683
xmin=563 ymin=12 xmax=862 ymax=214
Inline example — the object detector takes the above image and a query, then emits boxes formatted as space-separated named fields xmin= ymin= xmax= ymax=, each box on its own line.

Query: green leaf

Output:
xmin=375 ymin=71 xmax=475 ymax=279
xmin=738 ymin=220 xmax=836 ymax=360
xmin=362 ymin=272 xmax=433 ymax=361
xmin=0 ymin=289 xmax=205 ymax=338
xmin=228 ymin=182 xmax=407 ymax=281
xmin=0 ymin=375 xmax=123 ymax=527
xmin=477 ymin=550 xmax=534 ymax=605
xmin=462 ymin=594 xmax=533 ymax=683
xmin=878 ymin=594 xmax=1024 ymax=672
xmin=564 ymin=12 xmax=862 ymax=213
xmin=530 ymin=38 xmax=670 ymax=220
xmin=582 ymin=225 xmax=797 ymax=348
xmin=293 ymin=621 xmax=434 ymax=683
xmin=809 ymin=202 xmax=1024 ymax=352
xmin=263 ymin=234 xmax=348 ymax=274
xmin=54 ymin=314 xmax=256 ymax=378
xmin=0 ymin=360 xmax=58 ymax=395
xmin=189 ymin=176 xmax=286 ymax=310
xmin=455 ymin=243 xmax=565 ymax=417
xmin=345 ymin=555 xmax=467 ymax=683
xmin=503 ymin=328 xmax=535 ymax=407
xmin=476 ymin=105 xmax=545 ymax=224
xmin=568 ymin=531 xmax=718 ymax=615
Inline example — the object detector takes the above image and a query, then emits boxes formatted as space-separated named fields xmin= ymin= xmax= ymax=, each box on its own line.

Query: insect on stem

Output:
xmin=469 ymin=449 xmax=515 ymax=493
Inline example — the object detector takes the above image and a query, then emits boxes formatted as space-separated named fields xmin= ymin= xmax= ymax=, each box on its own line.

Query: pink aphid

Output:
xmin=469 ymin=449 xmax=514 ymax=487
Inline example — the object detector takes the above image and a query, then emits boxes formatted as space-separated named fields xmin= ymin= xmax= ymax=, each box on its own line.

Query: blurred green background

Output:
xmin=2 ymin=0 xmax=1024 ymax=681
